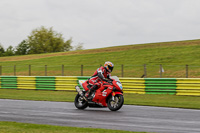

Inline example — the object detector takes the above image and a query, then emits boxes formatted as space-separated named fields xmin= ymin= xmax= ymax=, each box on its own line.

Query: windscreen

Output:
xmin=111 ymin=76 xmax=120 ymax=82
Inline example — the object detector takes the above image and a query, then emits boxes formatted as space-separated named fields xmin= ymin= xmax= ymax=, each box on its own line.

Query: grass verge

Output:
xmin=0 ymin=121 xmax=143 ymax=133
xmin=1 ymin=39 xmax=200 ymax=77
xmin=0 ymin=89 xmax=200 ymax=109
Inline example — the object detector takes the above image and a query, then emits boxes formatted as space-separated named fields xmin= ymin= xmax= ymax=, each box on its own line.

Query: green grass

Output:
xmin=0 ymin=121 xmax=143 ymax=133
xmin=1 ymin=40 xmax=200 ymax=133
xmin=0 ymin=89 xmax=75 ymax=102
xmin=125 ymin=93 xmax=200 ymax=109
xmin=0 ymin=39 xmax=200 ymax=77
xmin=1 ymin=89 xmax=200 ymax=109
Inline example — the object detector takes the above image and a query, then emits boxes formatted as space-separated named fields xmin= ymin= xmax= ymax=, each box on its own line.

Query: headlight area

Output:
xmin=116 ymin=82 xmax=123 ymax=91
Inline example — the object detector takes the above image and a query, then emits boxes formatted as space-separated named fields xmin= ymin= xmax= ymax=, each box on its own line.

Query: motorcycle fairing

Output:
xmin=92 ymin=86 xmax=113 ymax=107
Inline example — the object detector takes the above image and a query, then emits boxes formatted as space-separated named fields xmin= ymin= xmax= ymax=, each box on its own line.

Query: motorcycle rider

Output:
xmin=85 ymin=61 xmax=114 ymax=99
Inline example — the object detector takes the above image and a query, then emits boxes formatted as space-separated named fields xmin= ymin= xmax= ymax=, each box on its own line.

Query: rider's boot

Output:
xmin=85 ymin=89 xmax=91 ymax=97
xmin=85 ymin=85 xmax=92 ymax=97
xmin=87 ymin=85 xmax=98 ymax=100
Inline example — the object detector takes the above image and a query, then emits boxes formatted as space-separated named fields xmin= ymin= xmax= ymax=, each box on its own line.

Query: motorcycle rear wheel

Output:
xmin=74 ymin=93 xmax=88 ymax=109
xmin=107 ymin=94 xmax=124 ymax=111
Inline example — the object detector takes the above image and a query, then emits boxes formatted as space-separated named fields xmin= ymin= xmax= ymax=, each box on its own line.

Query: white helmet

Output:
xmin=104 ymin=61 xmax=114 ymax=72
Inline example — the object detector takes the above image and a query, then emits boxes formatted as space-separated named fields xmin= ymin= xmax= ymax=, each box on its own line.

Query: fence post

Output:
xmin=186 ymin=64 xmax=188 ymax=78
xmin=121 ymin=64 xmax=124 ymax=77
xmin=62 ymin=64 xmax=64 ymax=76
xmin=45 ymin=65 xmax=47 ymax=76
xmin=29 ymin=65 xmax=31 ymax=76
xmin=0 ymin=66 xmax=2 ymax=76
xmin=14 ymin=65 xmax=16 ymax=76
xmin=144 ymin=64 xmax=147 ymax=78
xmin=81 ymin=65 xmax=83 ymax=76
xmin=160 ymin=64 xmax=162 ymax=78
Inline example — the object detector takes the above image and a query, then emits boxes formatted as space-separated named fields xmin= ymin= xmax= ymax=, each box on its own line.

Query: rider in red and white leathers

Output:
xmin=86 ymin=61 xmax=114 ymax=98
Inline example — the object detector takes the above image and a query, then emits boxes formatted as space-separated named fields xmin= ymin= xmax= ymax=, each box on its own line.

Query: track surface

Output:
xmin=0 ymin=99 xmax=200 ymax=133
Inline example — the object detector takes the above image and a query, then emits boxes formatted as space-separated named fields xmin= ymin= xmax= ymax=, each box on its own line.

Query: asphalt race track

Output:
xmin=0 ymin=99 xmax=200 ymax=133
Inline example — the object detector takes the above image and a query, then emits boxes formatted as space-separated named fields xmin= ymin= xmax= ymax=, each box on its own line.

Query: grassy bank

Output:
xmin=1 ymin=89 xmax=200 ymax=109
xmin=0 ymin=121 xmax=142 ymax=133
xmin=0 ymin=40 xmax=200 ymax=77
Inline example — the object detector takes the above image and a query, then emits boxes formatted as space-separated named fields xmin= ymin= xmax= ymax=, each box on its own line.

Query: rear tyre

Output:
xmin=107 ymin=94 xmax=124 ymax=111
xmin=74 ymin=93 xmax=88 ymax=109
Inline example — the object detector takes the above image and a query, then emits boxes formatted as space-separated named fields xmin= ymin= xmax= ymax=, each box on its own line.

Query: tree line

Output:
xmin=0 ymin=26 xmax=83 ymax=57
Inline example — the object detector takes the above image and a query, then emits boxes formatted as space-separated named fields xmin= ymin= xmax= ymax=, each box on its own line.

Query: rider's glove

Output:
xmin=108 ymin=80 xmax=113 ymax=84
xmin=102 ymin=78 xmax=108 ymax=82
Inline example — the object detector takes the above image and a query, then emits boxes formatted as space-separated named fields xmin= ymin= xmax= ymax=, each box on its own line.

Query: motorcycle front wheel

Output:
xmin=74 ymin=93 xmax=88 ymax=109
xmin=107 ymin=94 xmax=124 ymax=111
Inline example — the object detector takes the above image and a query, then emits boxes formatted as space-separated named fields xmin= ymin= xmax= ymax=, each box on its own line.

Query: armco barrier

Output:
xmin=0 ymin=76 xmax=200 ymax=96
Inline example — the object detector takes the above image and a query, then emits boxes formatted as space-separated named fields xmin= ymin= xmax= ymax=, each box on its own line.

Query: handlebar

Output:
xmin=107 ymin=80 xmax=113 ymax=85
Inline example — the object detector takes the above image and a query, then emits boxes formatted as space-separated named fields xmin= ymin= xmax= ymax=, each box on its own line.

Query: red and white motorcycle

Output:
xmin=74 ymin=76 xmax=124 ymax=111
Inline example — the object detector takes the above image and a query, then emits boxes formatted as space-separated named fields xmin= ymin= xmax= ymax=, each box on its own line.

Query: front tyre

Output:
xmin=74 ymin=93 xmax=88 ymax=109
xmin=107 ymin=94 xmax=124 ymax=111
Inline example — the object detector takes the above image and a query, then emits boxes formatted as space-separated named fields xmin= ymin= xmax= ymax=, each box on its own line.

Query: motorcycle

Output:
xmin=74 ymin=76 xmax=124 ymax=111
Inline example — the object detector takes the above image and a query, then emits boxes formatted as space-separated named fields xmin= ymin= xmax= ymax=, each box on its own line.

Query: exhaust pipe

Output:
xmin=75 ymin=86 xmax=88 ymax=101
xmin=75 ymin=86 xmax=83 ymax=96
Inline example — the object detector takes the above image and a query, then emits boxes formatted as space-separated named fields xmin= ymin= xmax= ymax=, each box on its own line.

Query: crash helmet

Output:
xmin=104 ymin=61 xmax=114 ymax=72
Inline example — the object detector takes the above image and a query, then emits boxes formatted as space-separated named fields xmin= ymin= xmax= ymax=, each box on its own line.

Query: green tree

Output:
xmin=63 ymin=38 xmax=73 ymax=51
xmin=27 ymin=26 xmax=72 ymax=54
xmin=5 ymin=45 xmax=15 ymax=56
xmin=0 ymin=44 xmax=5 ymax=56
xmin=15 ymin=40 xmax=30 ymax=55
xmin=73 ymin=43 xmax=84 ymax=51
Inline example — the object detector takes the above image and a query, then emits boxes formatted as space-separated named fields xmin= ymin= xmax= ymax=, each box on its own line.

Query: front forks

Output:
xmin=111 ymin=92 xmax=115 ymax=101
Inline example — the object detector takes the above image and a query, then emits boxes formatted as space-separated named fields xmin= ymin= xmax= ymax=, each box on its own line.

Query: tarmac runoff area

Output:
xmin=0 ymin=99 xmax=200 ymax=133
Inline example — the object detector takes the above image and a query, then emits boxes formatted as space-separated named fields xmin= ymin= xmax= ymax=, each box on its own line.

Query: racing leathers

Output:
xmin=86 ymin=66 xmax=111 ymax=98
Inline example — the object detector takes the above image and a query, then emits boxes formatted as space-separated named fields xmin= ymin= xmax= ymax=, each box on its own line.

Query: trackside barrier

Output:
xmin=0 ymin=76 xmax=200 ymax=96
